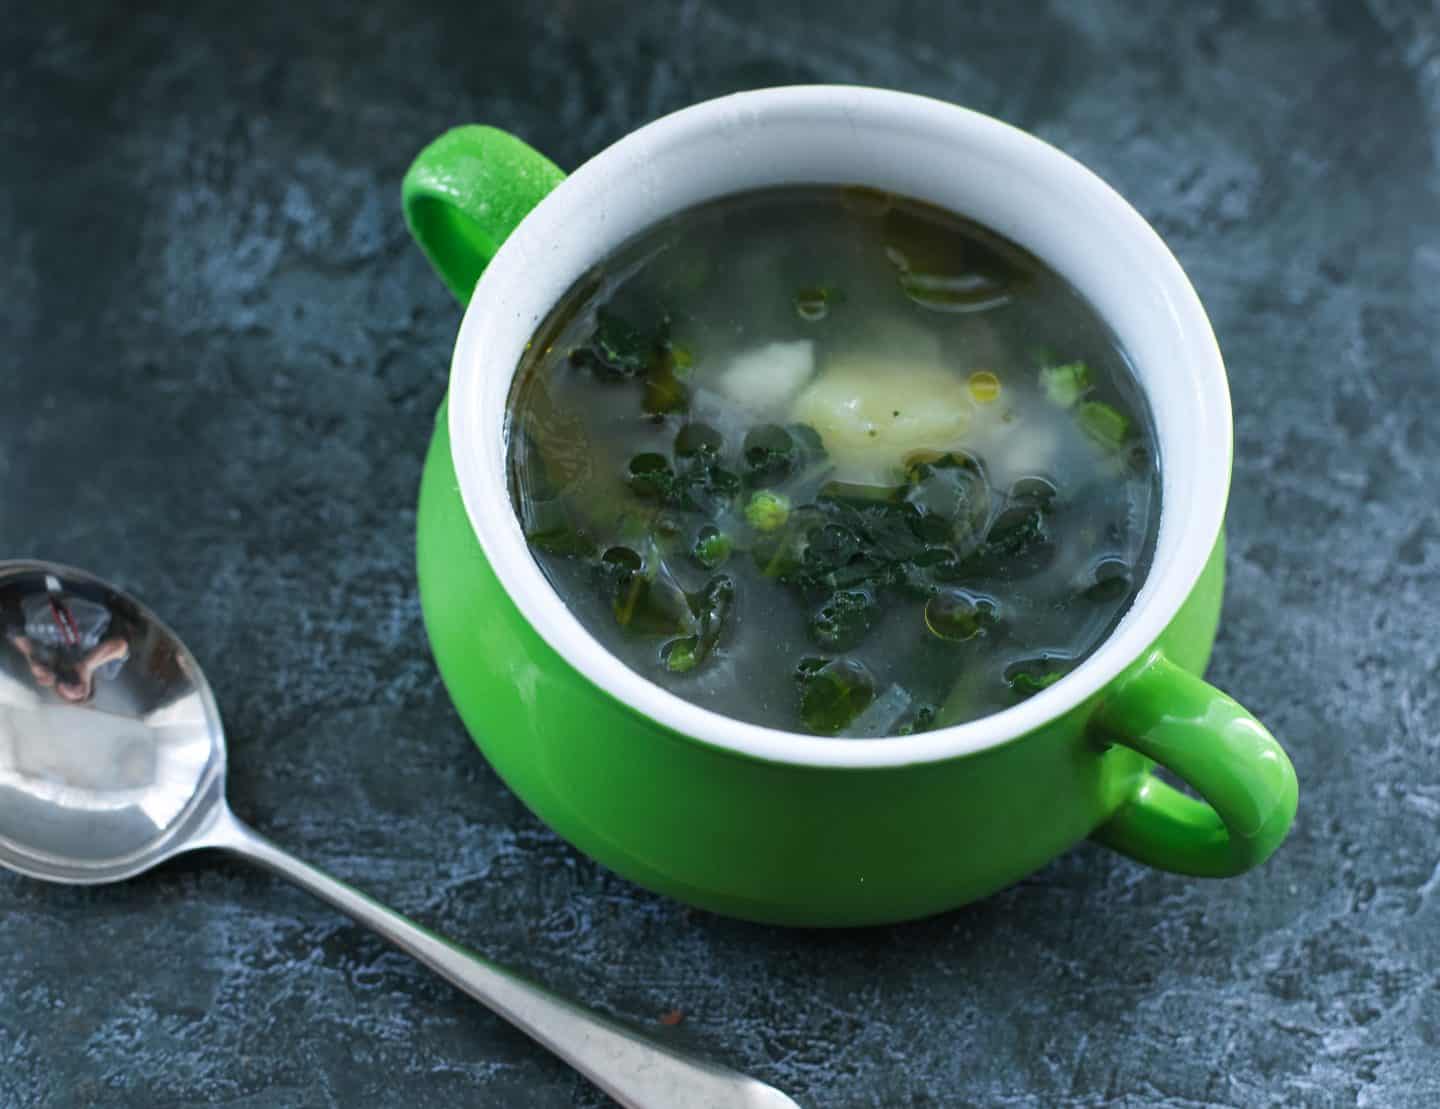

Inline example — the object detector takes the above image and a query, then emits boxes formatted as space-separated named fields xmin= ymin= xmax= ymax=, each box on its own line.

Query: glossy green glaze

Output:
xmin=405 ymin=124 xmax=1297 ymax=926
xmin=402 ymin=126 xmax=564 ymax=303
xmin=1092 ymin=652 xmax=1299 ymax=877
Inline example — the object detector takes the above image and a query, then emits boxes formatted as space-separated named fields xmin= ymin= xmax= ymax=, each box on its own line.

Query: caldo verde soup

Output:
xmin=506 ymin=187 xmax=1159 ymax=737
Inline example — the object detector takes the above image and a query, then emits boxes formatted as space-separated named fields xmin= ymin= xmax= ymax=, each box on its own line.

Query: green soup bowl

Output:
xmin=402 ymin=86 xmax=1298 ymax=927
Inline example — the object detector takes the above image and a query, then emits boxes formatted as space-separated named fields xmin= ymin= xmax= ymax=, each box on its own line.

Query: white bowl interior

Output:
xmin=448 ymin=87 xmax=1230 ymax=769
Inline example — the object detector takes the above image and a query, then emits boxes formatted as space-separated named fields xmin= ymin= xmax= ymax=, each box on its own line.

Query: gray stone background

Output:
xmin=2 ymin=1 xmax=1437 ymax=1106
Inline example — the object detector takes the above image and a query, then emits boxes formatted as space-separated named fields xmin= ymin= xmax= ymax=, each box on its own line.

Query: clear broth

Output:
xmin=506 ymin=186 xmax=1159 ymax=737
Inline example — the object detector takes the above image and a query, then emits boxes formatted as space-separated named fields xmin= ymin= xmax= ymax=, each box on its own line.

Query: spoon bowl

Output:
xmin=0 ymin=562 xmax=225 ymax=884
xmin=0 ymin=560 xmax=799 ymax=1109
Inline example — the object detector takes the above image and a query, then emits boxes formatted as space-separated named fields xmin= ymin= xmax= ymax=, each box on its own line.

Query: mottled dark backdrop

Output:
xmin=2 ymin=1 xmax=1437 ymax=1106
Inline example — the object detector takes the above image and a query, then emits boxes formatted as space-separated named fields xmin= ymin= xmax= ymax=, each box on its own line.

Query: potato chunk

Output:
xmin=792 ymin=355 xmax=974 ymax=482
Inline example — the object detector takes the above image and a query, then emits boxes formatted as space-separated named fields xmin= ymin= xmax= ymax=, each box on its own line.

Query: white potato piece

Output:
xmin=791 ymin=354 xmax=975 ymax=483
xmin=715 ymin=340 xmax=815 ymax=414
xmin=983 ymin=421 xmax=1061 ymax=489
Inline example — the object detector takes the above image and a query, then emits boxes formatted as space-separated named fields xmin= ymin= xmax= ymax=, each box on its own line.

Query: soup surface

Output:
xmin=506 ymin=187 xmax=1159 ymax=737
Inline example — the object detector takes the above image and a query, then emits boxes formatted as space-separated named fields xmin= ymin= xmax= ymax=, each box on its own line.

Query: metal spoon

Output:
xmin=0 ymin=561 xmax=799 ymax=1109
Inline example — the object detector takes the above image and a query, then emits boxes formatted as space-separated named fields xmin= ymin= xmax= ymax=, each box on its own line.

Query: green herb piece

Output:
xmin=806 ymin=521 xmax=863 ymax=568
xmin=599 ymin=545 xmax=643 ymax=576
xmin=692 ymin=525 xmax=733 ymax=569
xmin=897 ymin=270 xmax=1011 ymax=313
xmin=597 ymin=545 xmax=694 ymax=636
xmin=1004 ymin=657 xmax=1070 ymax=699
xmin=809 ymin=588 xmax=880 ymax=651
xmin=656 ymin=575 xmax=733 ymax=675
xmin=896 ymin=704 xmax=937 ymax=736
xmin=818 ymin=480 xmax=903 ymax=505
xmin=764 ymin=485 xmax=951 ymax=597
xmin=643 ymin=345 xmax=689 ymax=415
xmin=962 ymin=501 xmax=1055 ymax=579
xmin=594 ymin=309 xmax=652 ymax=374
xmin=626 ymin=446 xmax=741 ymax=515
xmin=751 ymin=504 xmax=822 ymax=580
xmin=923 ymin=589 xmax=998 ymax=642
xmin=882 ymin=206 xmax=1017 ymax=313
xmin=626 ymin=452 xmax=674 ymax=499
xmin=1039 ymin=361 xmax=1091 ymax=408
xmin=674 ymin=422 xmax=722 ymax=457
xmin=692 ymin=574 xmax=735 ymax=655
xmin=793 ymin=285 xmax=843 ymax=322
xmin=597 ymin=545 xmax=644 ymax=627
xmin=705 ymin=467 xmax=742 ymax=500
xmin=742 ymin=424 xmax=798 ymax=485
xmin=795 ymin=656 xmax=878 ymax=735
xmin=986 ymin=504 xmax=1049 ymax=560
xmin=1077 ymin=401 xmax=1130 ymax=451
xmin=745 ymin=490 xmax=791 ymax=532
xmin=669 ymin=343 xmax=695 ymax=378
xmin=1082 ymin=558 xmax=1132 ymax=603
xmin=661 ymin=636 xmax=699 ymax=673
xmin=567 ymin=308 xmax=657 ymax=380
xmin=1009 ymin=476 xmax=1058 ymax=509
xmin=903 ymin=452 xmax=991 ymax=549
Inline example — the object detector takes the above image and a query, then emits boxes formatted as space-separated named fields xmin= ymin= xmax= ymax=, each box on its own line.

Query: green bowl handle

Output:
xmin=1091 ymin=649 xmax=1298 ymax=877
xmin=401 ymin=125 xmax=566 ymax=306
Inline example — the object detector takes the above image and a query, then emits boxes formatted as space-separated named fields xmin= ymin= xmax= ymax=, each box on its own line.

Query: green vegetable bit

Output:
xmin=962 ymin=501 xmax=1054 ymax=580
xmin=625 ymin=448 xmax=741 ymax=514
xmin=674 ymin=422 xmax=722 ymax=457
xmin=742 ymin=424 xmax=799 ymax=485
xmin=923 ymin=589 xmax=997 ymax=642
xmin=809 ymin=588 xmax=880 ymax=651
xmin=593 ymin=310 xmax=653 ymax=376
xmin=669 ymin=343 xmax=695 ymax=379
xmin=1076 ymin=401 xmax=1130 ymax=451
xmin=692 ymin=525 xmax=733 ymax=569
xmin=569 ymin=308 xmax=657 ymax=379
xmin=643 ymin=351 xmax=688 ymax=415
xmin=626 ymin=452 xmax=674 ymax=499
xmin=1004 ymin=657 xmax=1070 ymax=699
xmin=1082 ymin=558 xmax=1132 ymax=603
xmin=656 ymin=575 xmax=734 ymax=676
xmin=661 ymin=636 xmax=700 ymax=673
xmin=597 ymin=545 xmax=693 ymax=636
xmin=895 ymin=704 xmax=938 ymax=736
xmin=897 ymin=269 xmax=1011 ymax=313
xmin=793 ymin=285 xmax=843 ymax=322
xmin=795 ymin=656 xmax=878 ymax=735
xmin=692 ymin=574 xmax=735 ymax=654
xmin=903 ymin=452 xmax=990 ymax=548
xmin=745 ymin=490 xmax=791 ymax=532
xmin=1009 ymin=476 xmax=1058 ymax=508
xmin=566 ymin=308 xmax=690 ymax=414
xmin=1039 ymin=361 xmax=1091 ymax=408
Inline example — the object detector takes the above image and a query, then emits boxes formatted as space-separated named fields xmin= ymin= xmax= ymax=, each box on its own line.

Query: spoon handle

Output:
xmin=199 ymin=806 xmax=798 ymax=1109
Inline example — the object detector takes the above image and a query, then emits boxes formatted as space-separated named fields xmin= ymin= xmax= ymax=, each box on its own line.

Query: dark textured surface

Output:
xmin=2 ymin=1 xmax=1438 ymax=1106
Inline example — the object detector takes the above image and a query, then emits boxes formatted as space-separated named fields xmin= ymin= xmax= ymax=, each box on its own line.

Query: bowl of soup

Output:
xmin=404 ymin=87 xmax=1298 ymax=926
